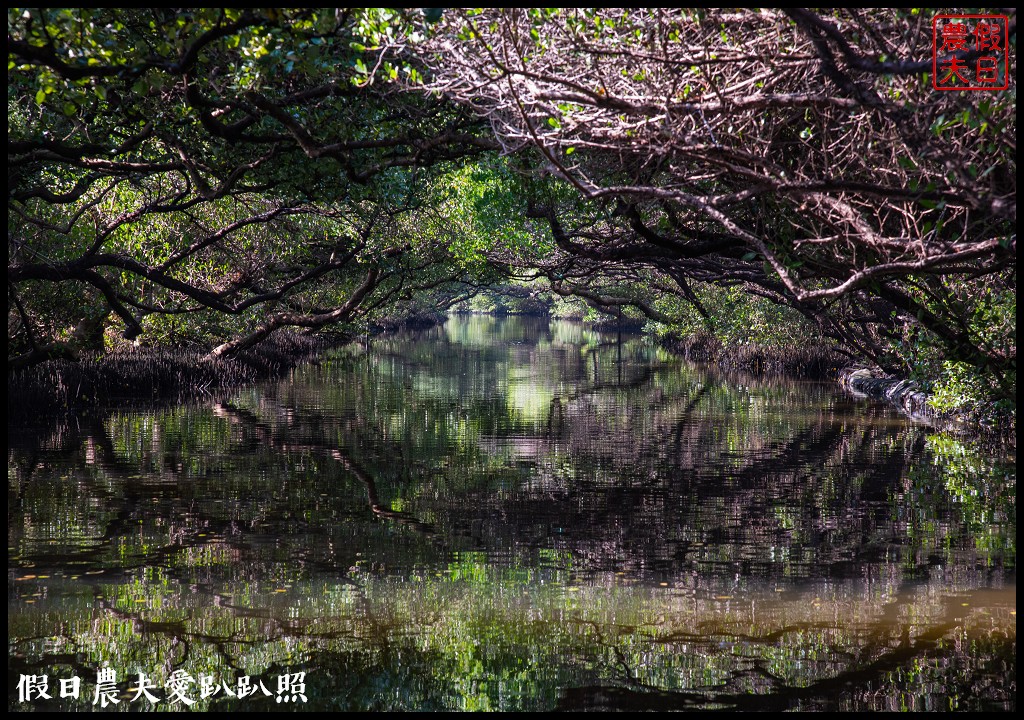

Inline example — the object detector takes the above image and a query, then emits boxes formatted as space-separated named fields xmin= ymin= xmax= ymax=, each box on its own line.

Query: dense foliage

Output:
xmin=8 ymin=8 xmax=495 ymax=363
xmin=7 ymin=8 xmax=1016 ymax=417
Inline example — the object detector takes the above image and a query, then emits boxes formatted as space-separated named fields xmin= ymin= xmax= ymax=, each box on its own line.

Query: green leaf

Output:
xmin=35 ymin=89 xmax=47 ymax=105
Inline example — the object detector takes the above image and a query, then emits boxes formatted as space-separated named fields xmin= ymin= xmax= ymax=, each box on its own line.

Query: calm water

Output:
xmin=8 ymin=316 xmax=1016 ymax=711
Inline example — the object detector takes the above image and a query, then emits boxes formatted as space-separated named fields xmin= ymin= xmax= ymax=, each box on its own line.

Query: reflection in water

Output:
xmin=8 ymin=316 xmax=1016 ymax=711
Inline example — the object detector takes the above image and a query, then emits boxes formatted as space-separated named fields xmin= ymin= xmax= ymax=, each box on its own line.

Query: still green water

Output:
xmin=8 ymin=316 xmax=1016 ymax=711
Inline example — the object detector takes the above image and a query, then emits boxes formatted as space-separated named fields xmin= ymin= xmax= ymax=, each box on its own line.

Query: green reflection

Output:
xmin=9 ymin=572 xmax=1016 ymax=711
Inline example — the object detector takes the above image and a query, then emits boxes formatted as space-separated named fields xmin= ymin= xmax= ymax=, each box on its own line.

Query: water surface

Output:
xmin=8 ymin=316 xmax=1015 ymax=710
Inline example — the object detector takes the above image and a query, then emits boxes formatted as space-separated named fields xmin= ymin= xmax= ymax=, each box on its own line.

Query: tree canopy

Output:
xmin=8 ymin=8 xmax=496 ymax=364
xmin=407 ymin=9 xmax=1015 ymax=393
xmin=7 ymin=8 xmax=1016 ymax=407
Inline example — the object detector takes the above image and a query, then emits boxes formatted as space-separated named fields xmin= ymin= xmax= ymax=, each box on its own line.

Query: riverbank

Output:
xmin=6 ymin=332 xmax=338 ymax=420
xmin=838 ymin=366 xmax=1015 ymax=440
xmin=658 ymin=330 xmax=844 ymax=379
xmin=658 ymin=332 xmax=1014 ymax=439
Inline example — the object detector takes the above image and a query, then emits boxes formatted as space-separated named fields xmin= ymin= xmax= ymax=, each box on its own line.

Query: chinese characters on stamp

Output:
xmin=932 ymin=14 xmax=1010 ymax=91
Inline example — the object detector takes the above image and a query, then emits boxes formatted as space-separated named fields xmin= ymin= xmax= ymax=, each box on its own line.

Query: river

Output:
xmin=8 ymin=316 xmax=1015 ymax=711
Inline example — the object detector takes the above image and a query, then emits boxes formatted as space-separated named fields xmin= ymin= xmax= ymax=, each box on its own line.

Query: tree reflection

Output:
xmin=8 ymin=317 xmax=1015 ymax=711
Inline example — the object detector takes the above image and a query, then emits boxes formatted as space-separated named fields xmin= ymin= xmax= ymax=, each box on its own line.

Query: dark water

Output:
xmin=8 ymin=316 xmax=1016 ymax=711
